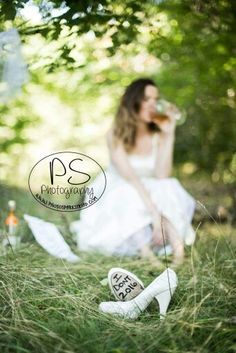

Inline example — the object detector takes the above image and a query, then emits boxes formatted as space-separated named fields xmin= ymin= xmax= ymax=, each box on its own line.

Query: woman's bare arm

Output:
xmin=106 ymin=128 xmax=159 ymax=218
xmin=153 ymin=103 xmax=178 ymax=178
xmin=154 ymin=133 xmax=175 ymax=178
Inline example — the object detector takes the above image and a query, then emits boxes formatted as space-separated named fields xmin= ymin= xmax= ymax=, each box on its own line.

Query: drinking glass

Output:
xmin=156 ymin=99 xmax=181 ymax=120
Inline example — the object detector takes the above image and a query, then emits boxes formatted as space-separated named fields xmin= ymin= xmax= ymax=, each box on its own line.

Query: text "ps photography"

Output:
xmin=28 ymin=151 xmax=107 ymax=212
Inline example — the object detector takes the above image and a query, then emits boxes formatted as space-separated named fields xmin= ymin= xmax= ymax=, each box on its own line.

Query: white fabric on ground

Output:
xmin=24 ymin=214 xmax=80 ymax=263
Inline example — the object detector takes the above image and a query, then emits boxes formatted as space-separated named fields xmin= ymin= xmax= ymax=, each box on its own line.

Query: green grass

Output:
xmin=0 ymin=182 xmax=235 ymax=353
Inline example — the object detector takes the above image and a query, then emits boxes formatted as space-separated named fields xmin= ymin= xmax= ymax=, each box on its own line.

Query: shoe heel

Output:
xmin=154 ymin=268 xmax=178 ymax=319
xmin=155 ymin=290 xmax=172 ymax=318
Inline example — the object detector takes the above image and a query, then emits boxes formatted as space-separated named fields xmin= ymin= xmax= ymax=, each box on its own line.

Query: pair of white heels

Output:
xmin=99 ymin=267 xmax=178 ymax=320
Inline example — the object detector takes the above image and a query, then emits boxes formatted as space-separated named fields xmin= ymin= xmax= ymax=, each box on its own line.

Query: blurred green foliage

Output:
xmin=0 ymin=0 xmax=235 ymax=189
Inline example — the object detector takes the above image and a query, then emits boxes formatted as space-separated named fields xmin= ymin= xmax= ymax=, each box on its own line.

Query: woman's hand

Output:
xmin=162 ymin=104 xmax=177 ymax=133
xmin=151 ymin=212 xmax=164 ymax=246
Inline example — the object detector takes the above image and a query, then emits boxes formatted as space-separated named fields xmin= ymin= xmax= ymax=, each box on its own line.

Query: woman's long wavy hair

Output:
xmin=112 ymin=78 xmax=160 ymax=152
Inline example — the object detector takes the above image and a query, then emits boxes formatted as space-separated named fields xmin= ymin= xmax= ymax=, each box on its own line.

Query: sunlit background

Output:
xmin=0 ymin=4 xmax=235 ymax=353
xmin=0 ymin=0 xmax=235 ymax=220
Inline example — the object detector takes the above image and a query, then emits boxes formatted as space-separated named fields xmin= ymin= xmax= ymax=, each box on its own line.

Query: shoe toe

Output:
xmin=98 ymin=302 xmax=108 ymax=313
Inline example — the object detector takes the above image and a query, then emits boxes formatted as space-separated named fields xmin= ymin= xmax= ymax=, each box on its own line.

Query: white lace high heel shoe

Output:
xmin=99 ymin=268 xmax=178 ymax=320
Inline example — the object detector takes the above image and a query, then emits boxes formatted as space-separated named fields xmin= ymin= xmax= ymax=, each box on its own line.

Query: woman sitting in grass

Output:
xmin=71 ymin=78 xmax=196 ymax=266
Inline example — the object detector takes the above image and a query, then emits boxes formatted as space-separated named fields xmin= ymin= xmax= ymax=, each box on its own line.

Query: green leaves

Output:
xmin=0 ymin=0 xmax=235 ymax=186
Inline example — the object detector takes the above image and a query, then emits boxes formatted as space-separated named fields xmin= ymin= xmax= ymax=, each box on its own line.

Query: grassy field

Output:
xmin=0 ymin=180 xmax=235 ymax=353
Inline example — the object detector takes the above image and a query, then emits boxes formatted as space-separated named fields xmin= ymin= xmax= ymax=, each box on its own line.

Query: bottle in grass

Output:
xmin=4 ymin=200 xmax=20 ymax=248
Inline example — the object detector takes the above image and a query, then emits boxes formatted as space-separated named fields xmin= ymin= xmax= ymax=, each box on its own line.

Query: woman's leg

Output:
xmin=140 ymin=244 xmax=164 ymax=267
xmin=141 ymin=217 xmax=184 ymax=266
xmin=138 ymin=225 xmax=164 ymax=267
xmin=161 ymin=216 xmax=184 ymax=266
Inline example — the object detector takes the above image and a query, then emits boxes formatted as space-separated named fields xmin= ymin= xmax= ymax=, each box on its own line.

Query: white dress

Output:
xmin=70 ymin=133 xmax=196 ymax=256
